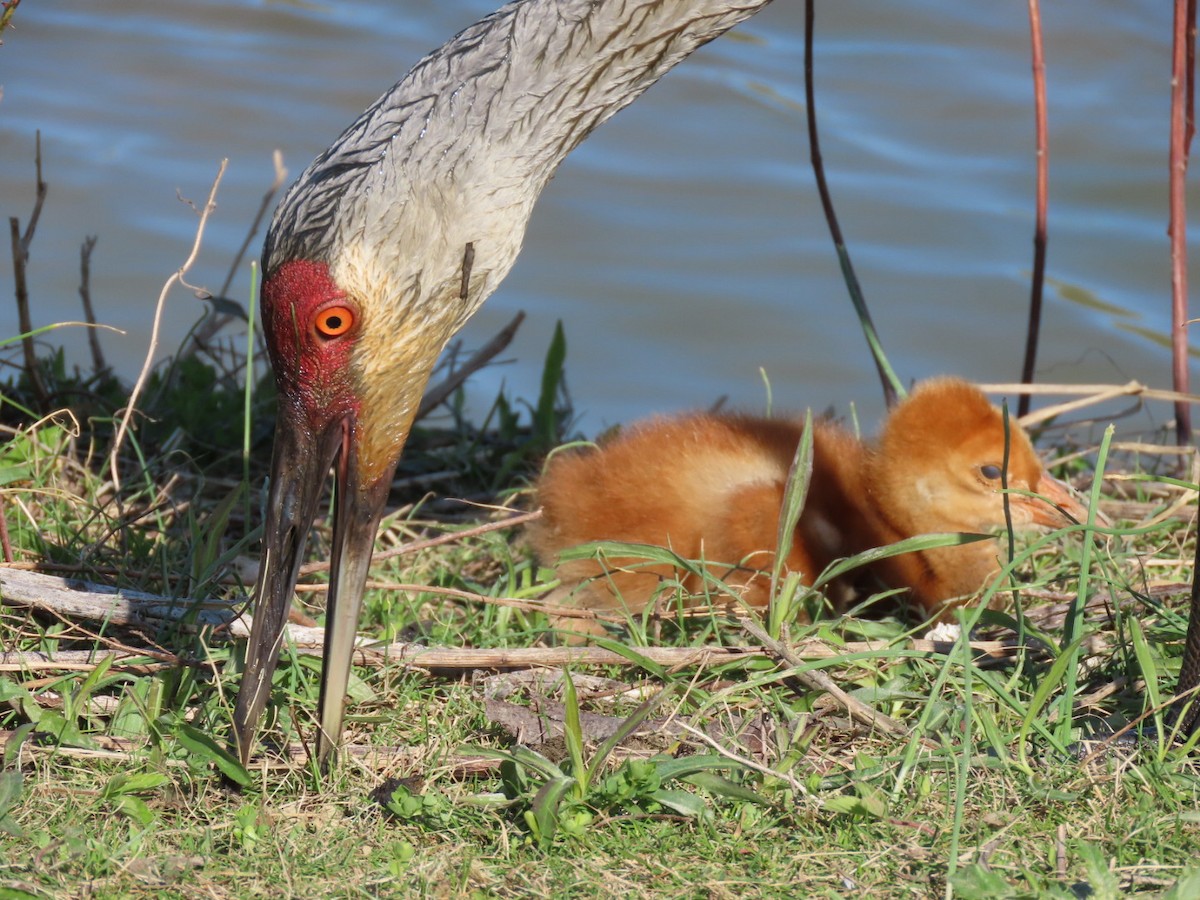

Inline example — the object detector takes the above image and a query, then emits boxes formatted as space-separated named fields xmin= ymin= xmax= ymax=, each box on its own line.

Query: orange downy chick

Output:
xmin=529 ymin=377 xmax=1088 ymax=633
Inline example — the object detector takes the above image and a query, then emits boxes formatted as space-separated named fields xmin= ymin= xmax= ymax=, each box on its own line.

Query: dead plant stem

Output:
xmin=109 ymin=160 xmax=228 ymax=492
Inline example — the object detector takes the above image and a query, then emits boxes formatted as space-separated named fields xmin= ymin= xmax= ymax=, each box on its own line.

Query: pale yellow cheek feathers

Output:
xmin=330 ymin=248 xmax=464 ymax=485
xmin=328 ymin=209 xmax=527 ymax=485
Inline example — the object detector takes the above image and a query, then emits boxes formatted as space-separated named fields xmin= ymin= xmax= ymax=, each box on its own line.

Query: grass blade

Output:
xmin=172 ymin=721 xmax=252 ymax=787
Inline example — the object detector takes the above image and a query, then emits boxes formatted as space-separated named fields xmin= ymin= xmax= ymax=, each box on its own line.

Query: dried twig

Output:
xmin=0 ymin=567 xmax=1025 ymax=674
xmin=1018 ymin=0 xmax=1049 ymax=418
xmin=1166 ymin=0 xmax=1200 ymax=725
xmin=77 ymin=235 xmax=107 ymax=376
xmin=109 ymin=160 xmax=228 ymax=492
xmin=185 ymin=150 xmax=289 ymax=359
xmin=415 ymin=311 xmax=525 ymax=421
xmin=297 ymin=508 xmax=539 ymax=576
xmin=0 ymin=650 xmax=175 ymax=674
xmin=0 ymin=636 xmax=1021 ymax=678
xmin=741 ymin=617 xmax=909 ymax=738
xmin=675 ymin=720 xmax=810 ymax=796
xmin=0 ymin=508 xmax=10 ymax=563
xmin=1170 ymin=0 xmax=1198 ymax=444
xmin=1176 ymin=0 xmax=1200 ymax=732
xmin=8 ymin=132 xmax=48 ymax=408
xmin=972 ymin=379 xmax=1200 ymax=428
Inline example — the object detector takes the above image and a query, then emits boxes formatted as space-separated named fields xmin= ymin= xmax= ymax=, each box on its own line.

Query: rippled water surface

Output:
xmin=0 ymin=0 xmax=1190 ymax=432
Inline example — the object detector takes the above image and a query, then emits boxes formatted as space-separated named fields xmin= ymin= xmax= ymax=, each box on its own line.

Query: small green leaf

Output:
xmin=473 ymin=744 xmax=565 ymax=782
xmin=1076 ymin=841 xmax=1119 ymax=898
xmin=649 ymin=789 xmax=708 ymax=818
xmin=33 ymin=710 xmax=95 ymax=749
xmin=0 ymin=771 xmax=22 ymax=812
xmin=586 ymin=688 xmax=671 ymax=785
xmin=1163 ymin=866 xmax=1200 ymax=899
xmin=1127 ymin=617 xmax=1162 ymax=714
xmin=385 ymin=784 xmax=425 ymax=819
xmin=821 ymin=787 xmax=887 ymax=819
xmin=771 ymin=409 xmax=813 ymax=607
xmin=104 ymin=772 xmax=169 ymax=796
xmin=530 ymin=775 xmax=576 ymax=847
xmin=562 ymin=674 xmax=586 ymax=787
xmin=73 ymin=655 xmax=115 ymax=708
xmin=112 ymin=795 xmax=155 ymax=826
xmin=948 ymin=864 xmax=1017 ymax=899
xmin=0 ymin=678 xmax=42 ymax=724
xmin=533 ymin=320 xmax=567 ymax=447
xmin=0 ymin=463 xmax=32 ymax=486
xmin=2 ymin=723 xmax=34 ymax=769
xmin=653 ymin=754 xmax=739 ymax=780
xmin=172 ymin=721 xmax=251 ymax=787
xmin=815 ymin=532 xmax=990 ymax=589
xmin=0 ymin=771 xmax=25 ymax=838
xmin=682 ymin=771 xmax=769 ymax=806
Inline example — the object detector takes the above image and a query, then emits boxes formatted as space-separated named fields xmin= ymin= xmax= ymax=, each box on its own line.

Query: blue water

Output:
xmin=0 ymin=0 xmax=1189 ymax=436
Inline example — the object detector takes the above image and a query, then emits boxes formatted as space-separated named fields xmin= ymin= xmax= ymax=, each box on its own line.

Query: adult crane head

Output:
xmin=231 ymin=0 xmax=775 ymax=768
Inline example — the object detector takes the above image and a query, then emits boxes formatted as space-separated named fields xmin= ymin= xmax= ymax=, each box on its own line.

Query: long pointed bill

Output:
xmin=231 ymin=411 xmax=391 ymax=768
xmin=312 ymin=447 xmax=391 ymax=765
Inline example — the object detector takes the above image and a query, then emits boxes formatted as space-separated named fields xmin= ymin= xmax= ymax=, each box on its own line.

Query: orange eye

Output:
xmin=314 ymin=305 xmax=354 ymax=338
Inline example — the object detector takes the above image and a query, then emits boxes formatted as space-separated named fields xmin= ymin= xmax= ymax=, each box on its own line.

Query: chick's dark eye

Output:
xmin=980 ymin=464 xmax=1003 ymax=481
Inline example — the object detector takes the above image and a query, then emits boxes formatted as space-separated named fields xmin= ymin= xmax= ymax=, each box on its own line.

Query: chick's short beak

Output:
xmin=1028 ymin=471 xmax=1092 ymax=528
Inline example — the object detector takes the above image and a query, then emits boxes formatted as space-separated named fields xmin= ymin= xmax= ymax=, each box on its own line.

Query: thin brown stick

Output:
xmin=1188 ymin=0 xmax=1198 ymax=152
xmin=297 ymin=508 xmax=538 ymax=576
xmin=1170 ymin=0 xmax=1195 ymax=444
xmin=1169 ymin=0 xmax=1200 ymax=735
xmin=1018 ymin=0 xmax=1049 ymax=418
xmin=1084 ymin=683 xmax=1200 ymax=765
xmin=675 ymin=721 xmax=810 ymax=796
xmin=741 ymin=617 xmax=908 ymax=737
xmin=219 ymin=150 xmax=288 ymax=304
xmin=0 ymin=638 xmax=1020 ymax=677
xmin=0 ymin=567 xmax=1024 ymax=673
xmin=77 ymin=235 xmax=107 ymax=376
xmin=0 ymin=651 xmax=174 ymax=674
xmin=1014 ymin=382 xmax=1156 ymax=428
xmin=9 ymin=132 xmax=48 ymax=408
xmin=109 ymin=160 xmax=228 ymax=491
xmin=415 ymin=311 xmax=525 ymax=421
xmin=1180 ymin=519 xmax=1200 ymax=734
xmin=185 ymin=150 xmax=289 ymax=358
xmin=977 ymin=379 xmax=1160 ymax=396
xmin=296 ymin=577 xmax=618 ymax=624
xmin=0 ymin=506 xmax=11 ymax=564
xmin=971 ymin=379 xmax=1200 ymax=428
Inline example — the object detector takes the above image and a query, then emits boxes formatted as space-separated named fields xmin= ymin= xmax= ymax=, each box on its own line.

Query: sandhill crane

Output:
xmin=231 ymin=0 xmax=776 ymax=767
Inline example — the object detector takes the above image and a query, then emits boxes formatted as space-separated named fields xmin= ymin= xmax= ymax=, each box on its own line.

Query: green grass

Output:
xmin=3 ymin=324 xmax=1200 ymax=899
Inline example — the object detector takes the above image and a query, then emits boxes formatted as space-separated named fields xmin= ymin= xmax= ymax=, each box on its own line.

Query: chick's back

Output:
xmin=530 ymin=413 xmax=808 ymax=611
